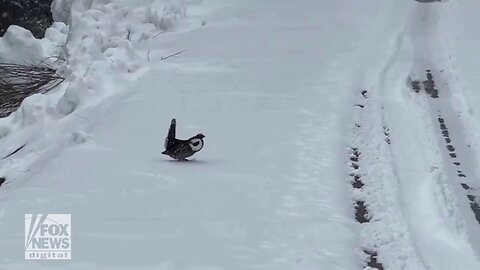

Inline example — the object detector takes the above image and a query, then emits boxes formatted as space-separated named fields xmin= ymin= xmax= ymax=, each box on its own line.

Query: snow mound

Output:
xmin=0 ymin=23 xmax=67 ymax=64
xmin=1 ymin=0 xmax=190 ymax=131
xmin=51 ymin=0 xmax=75 ymax=24
xmin=54 ymin=0 xmax=189 ymax=116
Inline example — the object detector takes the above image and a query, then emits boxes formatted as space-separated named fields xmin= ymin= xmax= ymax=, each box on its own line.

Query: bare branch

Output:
xmin=0 ymin=62 xmax=65 ymax=118
xmin=161 ymin=50 xmax=186 ymax=61
xmin=152 ymin=31 xmax=167 ymax=39
xmin=126 ymin=29 xmax=131 ymax=41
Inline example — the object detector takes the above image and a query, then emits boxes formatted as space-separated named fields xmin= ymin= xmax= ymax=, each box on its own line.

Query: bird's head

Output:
xmin=193 ymin=133 xmax=205 ymax=139
xmin=189 ymin=134 xmax=205 ymax=152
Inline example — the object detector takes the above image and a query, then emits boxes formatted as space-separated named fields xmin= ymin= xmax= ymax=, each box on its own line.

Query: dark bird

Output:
xmin=162 ymin=119 xmax=205 ymax=161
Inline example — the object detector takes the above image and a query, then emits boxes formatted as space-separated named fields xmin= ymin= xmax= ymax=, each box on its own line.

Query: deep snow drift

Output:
xmin=1 ymin=0 xmax=480 ymax=269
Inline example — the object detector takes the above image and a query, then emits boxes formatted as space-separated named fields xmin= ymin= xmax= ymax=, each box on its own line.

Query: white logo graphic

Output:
xmin=25 ymin=214 xmax=71 ymax=260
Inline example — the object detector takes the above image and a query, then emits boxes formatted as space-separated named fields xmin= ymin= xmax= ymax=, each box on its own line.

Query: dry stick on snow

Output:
xmin=161 ymin=50 xmax=186 ymax=61
xmin=75 ymin=114 xmax=89 ymax=121
xmin=37 ymin=55 xmax=63 ymax=66
xmin=152 ymin=31 xmax=167 ymax=39
xmin=2 ymin=144 xmax=27 ymax=159
xmin=126 ymin=29 xmax=132 ymax=41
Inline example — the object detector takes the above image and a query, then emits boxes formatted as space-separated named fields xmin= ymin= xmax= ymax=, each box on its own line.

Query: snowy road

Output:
xmin=1 ymin=0 xmax=480 ymax=269
xmin=371 ymin=1 xmax=480 ymax=269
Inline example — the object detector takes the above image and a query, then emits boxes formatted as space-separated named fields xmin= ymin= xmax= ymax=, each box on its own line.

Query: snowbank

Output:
xmin=0 ymin=0 xmax=189 ymax=135
xmin=55 ymin=0 xmax=188 ymax=116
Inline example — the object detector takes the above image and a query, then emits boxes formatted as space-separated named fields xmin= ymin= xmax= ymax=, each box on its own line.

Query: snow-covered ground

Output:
xmin=1 ymin=0 xmax=480 ymax=269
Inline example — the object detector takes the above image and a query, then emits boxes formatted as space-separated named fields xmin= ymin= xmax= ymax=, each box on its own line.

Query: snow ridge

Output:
xmin=377 ymin=1 xmax=480 ymax=269
xmin=348 ymin=90 xmax=426 ymax=270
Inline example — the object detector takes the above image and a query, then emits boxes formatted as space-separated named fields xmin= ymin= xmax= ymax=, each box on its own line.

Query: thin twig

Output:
xmin=161 ymin=50 xmax=186 ymax=61
xmin=152 ymin=31 xmax=167 ymax=39
xmin=75 ymin=114 xmax=89 ymax=121
xmin=2 ymin=144 xmax=27 ymax=159
xmin=126 ymin=29 xmax=131 ymax=41
xmin=0 ymin=62 xmax=64 ymax=118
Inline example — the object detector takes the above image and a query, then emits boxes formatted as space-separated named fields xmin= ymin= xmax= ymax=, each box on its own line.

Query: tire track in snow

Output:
xmin=348 ymin=90 xmax=425 ymax=270
xmin=349 ymin=91 xmax=381 ymax=270
xmin=411 ymin=71 xmax=480 ymax=224
xmin=376 ymin=1 xmax=480 ymax=268
xmin=348 ymin=99 xmax=382 ymax=269
xmin=435 ymin=110 xmax=480 ymax=222
xmin=404 ymin=67 xmax=480 ymax=269
xmin=409 ymin=0 xmax=480 ymax=259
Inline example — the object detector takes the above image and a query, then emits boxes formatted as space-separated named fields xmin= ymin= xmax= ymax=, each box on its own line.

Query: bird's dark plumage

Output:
xmin=162 ymin=119 xmax=205 ymax=161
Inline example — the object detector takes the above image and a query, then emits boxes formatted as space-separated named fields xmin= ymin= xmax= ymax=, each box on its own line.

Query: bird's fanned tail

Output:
xmin=163 ymin=118 xmax=176 ymax=153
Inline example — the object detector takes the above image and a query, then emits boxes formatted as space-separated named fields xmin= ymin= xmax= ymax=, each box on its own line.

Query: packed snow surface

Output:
xmin=1 ymin=0 xmax=480 ymax=269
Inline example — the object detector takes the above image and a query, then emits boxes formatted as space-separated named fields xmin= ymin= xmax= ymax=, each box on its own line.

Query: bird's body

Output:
xmin=162 ymin=119 xmax=205 ymax=161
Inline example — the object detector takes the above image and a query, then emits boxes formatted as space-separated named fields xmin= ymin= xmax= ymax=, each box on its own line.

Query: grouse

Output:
xmin=162 ymin=118 xmax=205 ymax=161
